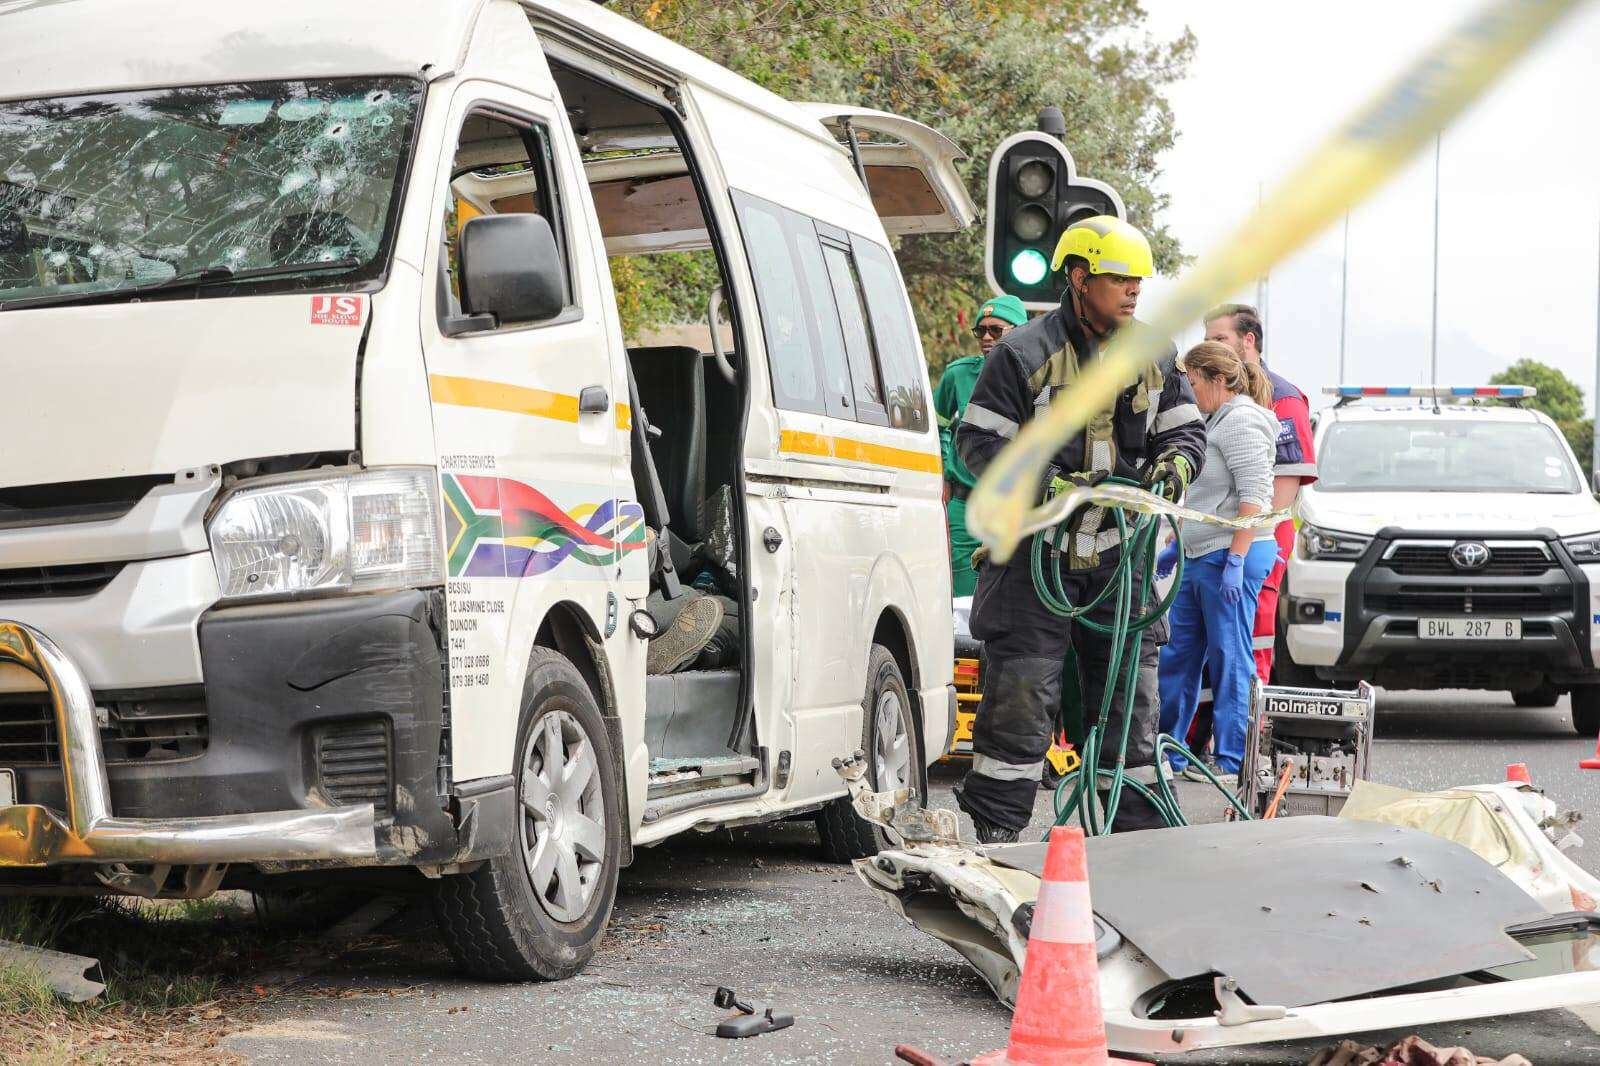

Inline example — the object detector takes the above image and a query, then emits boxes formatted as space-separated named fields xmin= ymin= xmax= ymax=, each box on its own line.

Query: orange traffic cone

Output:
xmin=1506 ymin=762 xmax=1532 ymax=784
xmin=972 ymin=826 xmax=1144 ymax=1065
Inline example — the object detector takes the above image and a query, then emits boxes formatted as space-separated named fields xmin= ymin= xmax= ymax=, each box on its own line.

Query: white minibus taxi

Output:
xmin=0 ymin=0 xmax=972 ymax=978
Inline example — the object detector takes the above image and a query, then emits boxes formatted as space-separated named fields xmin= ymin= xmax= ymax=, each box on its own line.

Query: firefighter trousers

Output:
xmin=963 ymin=554 xmax=1167 ymax=833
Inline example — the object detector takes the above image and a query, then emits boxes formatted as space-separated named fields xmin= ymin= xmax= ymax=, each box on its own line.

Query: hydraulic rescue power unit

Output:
xmin=1240 ymin=681 xmax=1375 ymax=818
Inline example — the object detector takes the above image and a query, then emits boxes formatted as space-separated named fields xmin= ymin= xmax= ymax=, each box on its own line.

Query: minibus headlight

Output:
xmin=1298 ymin=524 xmax=1370 ymax=562
xmin=209 ymin=468 xmax=442 ymax=601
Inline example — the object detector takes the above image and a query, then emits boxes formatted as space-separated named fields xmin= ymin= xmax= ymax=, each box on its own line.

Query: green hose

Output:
xmin=1031 ymin=476 xmax=1254 ymax=836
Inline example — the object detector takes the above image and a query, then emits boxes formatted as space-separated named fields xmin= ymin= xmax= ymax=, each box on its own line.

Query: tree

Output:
xmin=1489 ymin=359 xmax=1592 ymax=480
xmin=606 ymin=1 xmax=1193 ymax=374
xmin=1490 ymin=358 xmax=1585 ymax=423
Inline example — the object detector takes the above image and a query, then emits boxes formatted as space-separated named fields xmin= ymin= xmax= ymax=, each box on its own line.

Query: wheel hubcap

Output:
xmin=518 ymin=709 xmax=606 ymax=923
xmin=874 ymin=688 xmax=913 ymax=794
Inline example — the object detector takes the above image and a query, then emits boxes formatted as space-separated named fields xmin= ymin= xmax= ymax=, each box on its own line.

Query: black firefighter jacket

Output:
xmin=954 ymin=299 xmax=1207 ymax=571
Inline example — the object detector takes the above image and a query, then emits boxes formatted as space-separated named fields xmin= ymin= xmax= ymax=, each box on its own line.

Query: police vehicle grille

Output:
xmin=1366 ymin=585 xmax=1566 ymax=615
xmin=1382 ymin=544 xmax=1553 ymax=576
xmin=0 ymin=688 xmax=208 ymax=766
xmin=0 ymin=562 xmax=125 ymax=601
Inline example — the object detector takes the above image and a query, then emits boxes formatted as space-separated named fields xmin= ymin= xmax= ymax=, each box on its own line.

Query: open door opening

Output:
xmin=544 ymin=55 xmax=761 ymax=818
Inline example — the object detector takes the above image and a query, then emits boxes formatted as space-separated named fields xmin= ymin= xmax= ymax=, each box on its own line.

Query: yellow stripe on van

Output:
xmin=429 ymin=374 xmax=580 ymax=422
xmin=429 ymin=374 xmax=632 ymax=432
xmin=779 ymin=430 xmax=940 ymax=475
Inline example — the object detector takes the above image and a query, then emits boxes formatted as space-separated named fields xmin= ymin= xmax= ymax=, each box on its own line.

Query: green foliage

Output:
xmin=1488 ymin=359 xmax=1591 ymax=477
xmin=1490 ymin=358 xmax=1586 ymax=423
xmin=608 ymin=0 xmax=1192 ymax=373
xmin=611 ymin=251 xmax=723 ymax=343
xmin=1561 ymin=416 xmax=1594 ymax=481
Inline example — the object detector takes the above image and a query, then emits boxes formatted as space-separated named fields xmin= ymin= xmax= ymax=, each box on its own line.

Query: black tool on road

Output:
xmin=712 ymin=986 xmax=795 ymax=1038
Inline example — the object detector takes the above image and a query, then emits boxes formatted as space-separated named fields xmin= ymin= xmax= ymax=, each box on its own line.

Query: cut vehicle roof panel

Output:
xmin=989 ymin=817 xmax=1546 ymax=1009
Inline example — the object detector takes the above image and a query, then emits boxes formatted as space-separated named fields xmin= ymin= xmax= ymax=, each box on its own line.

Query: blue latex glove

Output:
xmin=1220 ymin=552 xmax=1246 ymax=605
xmin=1155 ymin=542 xmax=1180 ymax=579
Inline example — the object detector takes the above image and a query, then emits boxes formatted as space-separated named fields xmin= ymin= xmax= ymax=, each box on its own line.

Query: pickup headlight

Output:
xmin=1298 ymin=524 xmax=1370 ymax=562
xmin=1562 ymin=532 xmax=1600 ymax=562
xmin=208 ymin=468 xmax=442 ymax=601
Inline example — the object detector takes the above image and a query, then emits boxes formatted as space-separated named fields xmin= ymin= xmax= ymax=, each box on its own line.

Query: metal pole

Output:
xmin=1429 ymin=132 xmax=1442 ymax=393
xmin=1593 ymin=209 xmax=1600 ymax=483
xmin=1338 ymin=210 xmax=1350 ymax=385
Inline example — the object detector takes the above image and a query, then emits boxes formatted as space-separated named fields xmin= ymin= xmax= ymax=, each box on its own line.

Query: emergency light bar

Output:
xmin=1323 ymin=385 xmax=1537 ymax=399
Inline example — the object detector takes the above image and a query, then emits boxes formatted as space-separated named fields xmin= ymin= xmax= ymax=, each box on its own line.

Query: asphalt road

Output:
xmin=223 ymin=689 xmax=1600 ymax=1065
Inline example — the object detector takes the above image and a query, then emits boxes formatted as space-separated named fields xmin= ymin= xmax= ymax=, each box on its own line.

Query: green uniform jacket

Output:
xmin=935 ymin=355 xmax=984 ymax=596
xmin=936 ymin=355 xmax=984 ymax=489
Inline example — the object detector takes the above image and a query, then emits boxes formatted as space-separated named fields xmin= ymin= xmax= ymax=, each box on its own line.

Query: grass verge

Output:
xmin=0 ymin=892 xmax=349 ymax=1065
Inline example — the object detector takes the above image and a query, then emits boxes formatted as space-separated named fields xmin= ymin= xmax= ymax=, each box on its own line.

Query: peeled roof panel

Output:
xmin=989 ymin=817 xmax=1546 ymax=1008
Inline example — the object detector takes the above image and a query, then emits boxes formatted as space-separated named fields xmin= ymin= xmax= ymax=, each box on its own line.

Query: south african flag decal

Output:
xmin=441 ymin=474 xmax=646 ymax=578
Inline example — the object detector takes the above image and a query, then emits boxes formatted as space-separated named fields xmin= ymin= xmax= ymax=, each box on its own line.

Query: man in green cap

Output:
xmin=936 ymin=294 xmax=1028 ymax=597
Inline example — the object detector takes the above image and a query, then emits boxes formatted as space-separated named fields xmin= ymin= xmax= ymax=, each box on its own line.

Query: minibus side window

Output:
xmin=732 ymin=193 xmax=828 ymax=416
xmin=439 ymin=109 xmax=572 ymax=328
xmin=850 ymin=236 xmax=930 ymax=433
xmin=791 ymin=232 xmax=857 ymax=420
xmin=818 ymin=237 xmax=889 ymax=427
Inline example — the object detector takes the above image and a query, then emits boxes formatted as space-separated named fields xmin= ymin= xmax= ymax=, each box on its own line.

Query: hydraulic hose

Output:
xmin=1031 ymin=477 xmax=1255 ymax=835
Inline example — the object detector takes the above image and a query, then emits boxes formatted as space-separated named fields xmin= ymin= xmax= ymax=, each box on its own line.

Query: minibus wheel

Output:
xmin=817 ymin=644 xmax=923 ymax=862
xmin=432 ymin=647 xmax=621 ymax=980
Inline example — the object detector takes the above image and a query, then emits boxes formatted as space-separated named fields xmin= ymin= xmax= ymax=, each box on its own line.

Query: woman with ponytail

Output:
xmin=1154 ymin=342 xmax=1280 ymax=785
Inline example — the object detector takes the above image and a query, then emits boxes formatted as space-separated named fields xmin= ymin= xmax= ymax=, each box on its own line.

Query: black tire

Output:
xmin=816 ymin=645 xmax=923 ymax=863
xmin=1511 ymin=683 xmax=1561 ymax=708
xmin=431 ymin=647 xmax=622 ymax=981
xmin=1040 ymin=761 xmax=1065 ymax=792
xmin=1573 ymin=686 xmax=1600 ymax=737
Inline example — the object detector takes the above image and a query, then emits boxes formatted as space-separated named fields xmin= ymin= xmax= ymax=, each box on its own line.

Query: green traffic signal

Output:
xmin=1009 ymin=248 xmax=1049 ymax=286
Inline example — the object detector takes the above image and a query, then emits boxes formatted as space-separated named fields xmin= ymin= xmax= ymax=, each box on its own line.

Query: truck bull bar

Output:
xmin=0 ymin=620 xmax=376 ymax=868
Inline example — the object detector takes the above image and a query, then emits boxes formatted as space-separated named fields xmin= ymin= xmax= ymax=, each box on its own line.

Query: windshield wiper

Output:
xmin=168 ymin=256 xmax=365 ymax=288
xmin=0 ymin=256 xmax=364 ymax=311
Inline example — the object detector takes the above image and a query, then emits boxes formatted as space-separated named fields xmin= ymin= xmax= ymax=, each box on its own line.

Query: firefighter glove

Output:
xmin=1048 ymin=470 xmax=1105 ymax=498
xmin=1143 ymin=453 xmax=1194 ymax=502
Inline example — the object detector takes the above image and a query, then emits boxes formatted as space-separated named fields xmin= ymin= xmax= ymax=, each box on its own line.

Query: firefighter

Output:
xmin=937 ymin=294 xmax=1028 ymax=597
xmin=953 ymin=216 xmax=1207 ymax=841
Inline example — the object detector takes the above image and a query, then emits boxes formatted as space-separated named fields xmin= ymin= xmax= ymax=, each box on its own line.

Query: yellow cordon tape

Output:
xmin=1016 ymin=482 xmax=1288 ymax=543
xmin=967 ymin=0 xmax=1588 ymax=563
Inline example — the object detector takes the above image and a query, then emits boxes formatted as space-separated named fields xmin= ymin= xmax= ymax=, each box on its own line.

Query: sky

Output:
xmin=1135 ymin=1 xmax=1600 ymax=411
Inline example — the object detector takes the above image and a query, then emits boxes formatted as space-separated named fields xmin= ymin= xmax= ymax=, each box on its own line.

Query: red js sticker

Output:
xmin=310 ymin=295 xmax=364 ymax=326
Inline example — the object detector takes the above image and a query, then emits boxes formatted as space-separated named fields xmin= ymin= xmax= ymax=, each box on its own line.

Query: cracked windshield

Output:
xmin=0 ymin=77 xmax=421 ymax=306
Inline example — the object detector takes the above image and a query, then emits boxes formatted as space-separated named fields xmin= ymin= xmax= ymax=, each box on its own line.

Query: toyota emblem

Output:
xmin=1450 ymin=542 xmax=1491 ymax=570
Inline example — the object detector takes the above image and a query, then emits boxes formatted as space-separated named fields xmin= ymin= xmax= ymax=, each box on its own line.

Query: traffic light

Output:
xmin=984 ymin=121 xmax=1126 ymax=311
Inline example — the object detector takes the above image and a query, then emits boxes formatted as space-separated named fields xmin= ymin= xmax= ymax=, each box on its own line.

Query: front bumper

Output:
xmin=0 ymin=590 xmax=511 ymax=875
xmin=1288 ymin=531 xmax=1598 ymax=689
xmin=0 ymin=618 xmax=373 ymax=868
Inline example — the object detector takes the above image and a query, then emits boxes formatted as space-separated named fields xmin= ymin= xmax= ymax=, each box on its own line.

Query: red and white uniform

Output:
xmin=1256 ymin=365 xmax=1318 ymax=679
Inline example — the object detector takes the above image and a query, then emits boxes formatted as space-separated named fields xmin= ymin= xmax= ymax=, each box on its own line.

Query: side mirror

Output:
xmin=453 ymin=213 xmax=564 ymax=332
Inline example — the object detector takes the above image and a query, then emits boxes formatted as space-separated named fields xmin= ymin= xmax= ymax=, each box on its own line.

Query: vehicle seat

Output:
xmin=629 ymin=346 xmax=707 ymax=542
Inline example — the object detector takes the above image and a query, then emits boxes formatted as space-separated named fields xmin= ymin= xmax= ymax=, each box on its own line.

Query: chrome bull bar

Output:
xmin=0 ymin=620 xmax=375 ymax=868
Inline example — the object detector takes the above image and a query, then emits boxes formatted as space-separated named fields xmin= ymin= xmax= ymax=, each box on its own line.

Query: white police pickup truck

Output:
xmin=1279 ymin=386 xmax=1600 ymax=736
